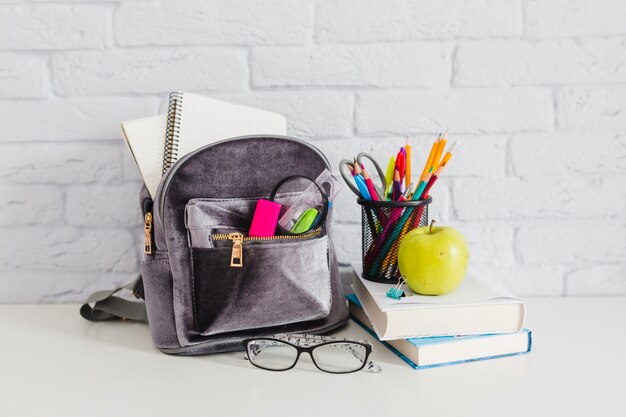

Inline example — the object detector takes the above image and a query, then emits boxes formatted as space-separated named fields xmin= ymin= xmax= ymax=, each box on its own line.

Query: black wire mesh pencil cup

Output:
xmin=357 ymin=197 xmax=432 ymax=283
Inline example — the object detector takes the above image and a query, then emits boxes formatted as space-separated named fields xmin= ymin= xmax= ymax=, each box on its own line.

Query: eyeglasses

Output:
xmin=243 ymin=333 xmax=381 ymax=374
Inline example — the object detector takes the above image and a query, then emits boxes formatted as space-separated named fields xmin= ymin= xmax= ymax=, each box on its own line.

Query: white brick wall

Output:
xmin=0 ymin=0 xmax=625 ymax=302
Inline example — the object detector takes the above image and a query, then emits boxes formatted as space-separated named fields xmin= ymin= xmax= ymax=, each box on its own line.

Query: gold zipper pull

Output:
xmin=144 ymin=212 xmax=153 ymax=254
xmin=229 ymin=232 xmax=244 ymax=268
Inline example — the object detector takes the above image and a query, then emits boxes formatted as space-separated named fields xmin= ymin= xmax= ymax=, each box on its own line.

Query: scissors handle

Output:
xmin=338 ymin=159 xmax=363 ymax=198
xmin=356 ymin=152 xmax=387 ymax=198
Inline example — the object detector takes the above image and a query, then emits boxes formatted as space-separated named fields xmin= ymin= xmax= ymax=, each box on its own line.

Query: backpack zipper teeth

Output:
xmin=212 ymin=228 xmax=321 ymax=242
xmin=212 ymin=228 xmax=322 ymax=268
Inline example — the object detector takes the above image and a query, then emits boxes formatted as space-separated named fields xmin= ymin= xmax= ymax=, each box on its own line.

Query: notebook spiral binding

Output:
xmin=163 ymin=91 xmax=184 ymax=174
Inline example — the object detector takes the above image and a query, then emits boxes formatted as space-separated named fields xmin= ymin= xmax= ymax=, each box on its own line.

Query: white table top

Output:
xmin=1 ymin=297 xmax=624 ymax=417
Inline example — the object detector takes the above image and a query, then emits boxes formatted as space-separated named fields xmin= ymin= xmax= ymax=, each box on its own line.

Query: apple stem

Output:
xmin=429 ymin=219 xmax=435 ymax=233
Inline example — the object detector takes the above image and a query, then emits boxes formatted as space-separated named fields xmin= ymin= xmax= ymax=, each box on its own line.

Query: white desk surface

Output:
xmin=1 ymin=297 xmax=624 ymax=417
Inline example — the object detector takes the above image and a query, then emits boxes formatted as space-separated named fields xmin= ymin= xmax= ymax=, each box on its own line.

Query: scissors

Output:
xmin=339 ymin=152 xmax=387 ymax=200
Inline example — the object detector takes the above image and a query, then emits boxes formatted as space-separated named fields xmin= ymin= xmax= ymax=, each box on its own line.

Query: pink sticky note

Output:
xmin=249 ymin=199 xmax=282 ymax=237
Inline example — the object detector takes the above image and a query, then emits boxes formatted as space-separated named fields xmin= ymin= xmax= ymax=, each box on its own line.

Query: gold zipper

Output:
xmin=144 ymin=212 xmax=153 ymax=254
xmin=213 ymin=228 xmax=321 ymax=268
xmin=228 ymin=232 xmax=244 ymax=267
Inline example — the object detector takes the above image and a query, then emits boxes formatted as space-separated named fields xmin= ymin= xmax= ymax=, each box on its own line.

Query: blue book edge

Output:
xmin=346 ymin=294 xmax=532 ymax=370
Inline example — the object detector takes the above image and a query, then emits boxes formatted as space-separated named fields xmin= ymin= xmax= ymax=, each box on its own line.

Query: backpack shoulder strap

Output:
xmin=80 ymin=275 xmax=148 ymax=323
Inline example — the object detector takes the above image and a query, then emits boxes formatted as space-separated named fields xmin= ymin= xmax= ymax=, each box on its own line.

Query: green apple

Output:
xmin=398 ymin=222 xmax=469 ymax=295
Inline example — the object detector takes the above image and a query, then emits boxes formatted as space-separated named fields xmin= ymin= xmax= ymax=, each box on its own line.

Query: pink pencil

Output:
xmin=361 ymin=168 xmax=380 ymax=201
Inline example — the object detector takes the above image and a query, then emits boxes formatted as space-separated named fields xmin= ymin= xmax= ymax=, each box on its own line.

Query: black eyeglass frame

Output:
xmin=243 ymin=335 xmax=373 ymax=374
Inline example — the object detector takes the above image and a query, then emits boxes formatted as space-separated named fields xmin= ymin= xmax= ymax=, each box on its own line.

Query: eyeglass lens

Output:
xmin=312 ymin=342 xmax=367 ymax=373
xmin=247 ymin=340 xmax=299 ymax=371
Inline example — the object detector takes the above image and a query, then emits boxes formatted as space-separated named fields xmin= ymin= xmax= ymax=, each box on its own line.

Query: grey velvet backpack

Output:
xmin=81 ymin=135 xmax=349 ymax=355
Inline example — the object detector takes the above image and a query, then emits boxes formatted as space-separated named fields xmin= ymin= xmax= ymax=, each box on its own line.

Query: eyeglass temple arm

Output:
xmin=363 ymin=360 xmax=382 ymax=373
xmin=343 ymin=344 xmax=381 ymax=372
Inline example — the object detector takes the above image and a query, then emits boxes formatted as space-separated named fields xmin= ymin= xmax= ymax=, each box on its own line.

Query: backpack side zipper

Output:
xmin=144 ymin=212 xmax=153 ymax=254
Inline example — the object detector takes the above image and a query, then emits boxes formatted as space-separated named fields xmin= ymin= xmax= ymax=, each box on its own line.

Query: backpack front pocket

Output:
xmin=190 ymin=235 xmax=332 ymax=335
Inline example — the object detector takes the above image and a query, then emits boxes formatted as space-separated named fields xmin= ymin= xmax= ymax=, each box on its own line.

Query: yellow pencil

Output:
xmin=430 ymin=130 xmax=447 ymax=172
xmin=419 ymin=135 xmax=440 ymax=183
xmin=438 ymin=140 xmax=459 ymax=169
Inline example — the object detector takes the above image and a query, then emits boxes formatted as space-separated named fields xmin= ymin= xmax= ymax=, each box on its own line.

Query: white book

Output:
xmin=121 ymin=92 xmax=287 ymax=197
xmin=351 ymin=263 xmax=526 ymax=340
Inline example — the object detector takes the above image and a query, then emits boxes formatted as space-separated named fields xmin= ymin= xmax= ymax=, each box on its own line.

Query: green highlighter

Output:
xmin=290 ymin=208 xmax=319 ymax=234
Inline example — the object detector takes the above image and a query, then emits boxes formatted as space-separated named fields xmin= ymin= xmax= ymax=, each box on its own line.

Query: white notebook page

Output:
xmin=173 ymin=92 xmax=287 ymax=160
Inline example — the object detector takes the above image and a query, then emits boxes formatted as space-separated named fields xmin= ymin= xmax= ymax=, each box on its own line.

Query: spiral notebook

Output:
xmin=121 ymin=92 xmax=287 ymax=197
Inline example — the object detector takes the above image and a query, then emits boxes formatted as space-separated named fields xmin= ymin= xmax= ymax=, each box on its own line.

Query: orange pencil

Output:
xmin=405 ymin=138 xmax=412 ymax=189
xmin=438 ymin=140 xmax=459 ymax=169
xmin=419 ymin=135 xmax=440 ymax=183
xmin=430 ymin=130 xmax=447 ymax=172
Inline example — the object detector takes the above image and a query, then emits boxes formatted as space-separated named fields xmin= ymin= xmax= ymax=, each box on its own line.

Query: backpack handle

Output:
xmin=80 ymin=275 xmax=148 ymax=323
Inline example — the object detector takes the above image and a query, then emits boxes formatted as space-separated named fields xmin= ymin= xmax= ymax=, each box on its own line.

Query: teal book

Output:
xmin=347 ymin=294 xmax=532 ymax=370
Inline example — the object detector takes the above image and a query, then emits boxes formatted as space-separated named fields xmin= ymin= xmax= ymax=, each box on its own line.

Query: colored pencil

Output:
xmin=402 ymin=182 xmax=414 ymax=199
xmin=361 ymin=168 xmax=380 ymax=201
xmin=395 ymin=151 xmax=405 ymax=185
xmin=371 ymin=132 xmax=458 ymax=275
xmin=385 ymin=156 xmax=395 ymax=201
xmin=405 ymin=139 xmax=412 ymax=188
xmin=437 ymin=140 xmax=459 ymax=169
xmin=353 ymin=158 xmax=363 ymax=176
xmin=430 ymin=130 xmax=447 ymax=173
xmin=354 ymin=174 xmax=371 ymax=200
xmin=419 ymin=136 xmax=440 ymax=183
xmin=392 ymin=169 xmax=401 ymax=201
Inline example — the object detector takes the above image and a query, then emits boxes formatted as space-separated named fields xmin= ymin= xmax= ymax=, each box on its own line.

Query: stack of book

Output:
xmin=349 ymin=263 xmax=531 ymax=369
